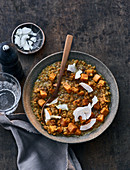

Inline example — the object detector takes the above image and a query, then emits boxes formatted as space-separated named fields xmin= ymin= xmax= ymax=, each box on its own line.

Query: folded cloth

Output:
xmin=0 ymin=113 xmax=82 ymax=170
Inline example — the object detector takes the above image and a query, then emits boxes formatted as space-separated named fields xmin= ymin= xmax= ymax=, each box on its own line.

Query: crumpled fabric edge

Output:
xmin=0 ymin=113 xmax=82 ymax=170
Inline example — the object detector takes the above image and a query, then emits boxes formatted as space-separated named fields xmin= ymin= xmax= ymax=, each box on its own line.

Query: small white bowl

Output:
xmin=11 ymin=22 xmax=45 ymax=54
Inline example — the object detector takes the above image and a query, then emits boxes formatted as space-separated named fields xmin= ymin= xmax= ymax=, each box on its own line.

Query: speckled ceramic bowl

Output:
xmin=11 ymin=22 xmax=45 ymax=54
xmin=23 ymin=51 xmax=119 ymax=143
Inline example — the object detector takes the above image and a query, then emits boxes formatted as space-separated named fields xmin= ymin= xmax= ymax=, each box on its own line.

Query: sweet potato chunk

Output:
xmin=40 ymin=90 xmax=47 ymax=99
xmin=100 ymin=107 xmax=109 ymax=116
xmin=93 ymin=74 xmax=101 ymax=82
xmin=73 ymin=99 xmax=81 ymax=106
xmin=98 ymin=80 xmax=106 ymax=86
xmin=86 ymin=69 xmax=94 ymax=74
xmin=82 ymin=98 xmax=89 ymax=106
xmin=68 ymin=123 xmax=77 ymax=133
xmin=97 ymin=114 xmax=104 ymax=122
xmin=49 ymin=73 xmax=56 ymax=81
xmin=93 ymin=102 xmax=100 ymax=110
xmin=63 ymin=83 xmax=71 ymax=93
xmin=60 ymin=118 xmax=68 ymax=127
xmin=72 ymin=87 xmax=79 ymax=93
xmin=90 ymin=112 xmax=95 ymax=118
xmin=38 ymin=99 xmax=45 ymax=107
xmin=78 ymin=91 xmax=84 ymax=96
xmin=75 ymin=128 xmax=81 ymax=135
xmin=86 ymin=69 xmax=94 ymax=76
xmin=80 ymin=74 xmax=88 ymax=81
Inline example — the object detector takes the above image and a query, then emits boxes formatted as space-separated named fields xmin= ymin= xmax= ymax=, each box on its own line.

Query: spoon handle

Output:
xmin=41 ymin=35 xmax=73 ymax=118
xmin=53 ymin=35 xmax=73 ymax=96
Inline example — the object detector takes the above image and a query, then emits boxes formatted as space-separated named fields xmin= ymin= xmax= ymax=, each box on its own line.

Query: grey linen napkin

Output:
xmin=0 ymin=113 xmax=82 ymax=170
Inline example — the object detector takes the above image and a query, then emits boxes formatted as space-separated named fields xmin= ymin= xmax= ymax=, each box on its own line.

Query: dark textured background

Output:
xmin=0 ymin=0 xmax=129 ymax=170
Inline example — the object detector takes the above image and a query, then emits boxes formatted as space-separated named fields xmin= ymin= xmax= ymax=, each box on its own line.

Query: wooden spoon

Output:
xmin=41 ymin=35 xmax=73 ymax=119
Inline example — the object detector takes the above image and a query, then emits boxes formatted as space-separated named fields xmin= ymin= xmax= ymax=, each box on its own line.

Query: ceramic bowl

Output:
xmin=23 ymin=51 xmax=119 ymax=143
xmin=11 ymin=22 xmax=45 ymax=54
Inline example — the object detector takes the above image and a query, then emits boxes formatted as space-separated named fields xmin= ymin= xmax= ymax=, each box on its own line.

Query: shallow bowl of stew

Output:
xmin=23 ymin=51 xmax=119 ymax=143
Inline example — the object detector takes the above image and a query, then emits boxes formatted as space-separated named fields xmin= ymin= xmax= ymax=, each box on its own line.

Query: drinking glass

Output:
xmin=0 ymin=72 xmax=21 ymax=115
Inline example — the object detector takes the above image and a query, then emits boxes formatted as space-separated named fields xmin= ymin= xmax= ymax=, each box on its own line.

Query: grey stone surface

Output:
xmin=0 ymin=0 xmax=129 ymax=170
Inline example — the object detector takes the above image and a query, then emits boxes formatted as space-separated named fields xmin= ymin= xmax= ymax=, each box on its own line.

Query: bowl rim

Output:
xmin=11 ymin=22 xmax=45 ymax=54
xmin=23 ymin=51 xmax=119 ymax=143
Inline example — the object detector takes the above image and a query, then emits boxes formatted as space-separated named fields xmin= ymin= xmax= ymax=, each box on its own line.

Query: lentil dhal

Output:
xmin=31 ymin=59 xmax=111 ymax=136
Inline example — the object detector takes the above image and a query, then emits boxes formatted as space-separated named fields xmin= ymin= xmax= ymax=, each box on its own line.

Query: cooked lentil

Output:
xmin=31 ymin=59 xmax=111 ymax=136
